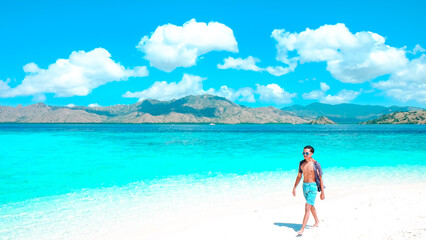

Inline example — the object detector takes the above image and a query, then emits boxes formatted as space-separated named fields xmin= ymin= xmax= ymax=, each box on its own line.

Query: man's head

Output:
xmin=303 ymin=145 xmax=314 ymax=159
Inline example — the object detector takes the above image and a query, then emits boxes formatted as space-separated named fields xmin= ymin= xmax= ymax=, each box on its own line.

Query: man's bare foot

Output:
xmin=297 ymin=230 xmax=304 ymax=235
xmin=312 ymin=222 xmax=319 ymax=228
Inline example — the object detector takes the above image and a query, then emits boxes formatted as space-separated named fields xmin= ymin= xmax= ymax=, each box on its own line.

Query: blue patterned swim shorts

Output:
xmin=303 ymin=182 xmax=318 ymax=206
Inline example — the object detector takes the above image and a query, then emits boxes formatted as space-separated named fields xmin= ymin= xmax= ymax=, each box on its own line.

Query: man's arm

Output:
xmin=319 ymin=175 xmax=325 ymax=200
xmin=292 ymin=172 xmax=302 ymax=196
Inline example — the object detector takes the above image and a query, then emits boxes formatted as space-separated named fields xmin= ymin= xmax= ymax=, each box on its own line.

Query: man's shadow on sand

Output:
xmin=274 ymin=222 xmax=302 ymax=232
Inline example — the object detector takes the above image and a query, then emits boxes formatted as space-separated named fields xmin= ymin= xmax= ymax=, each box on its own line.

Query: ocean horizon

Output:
xmin=1 ymin=124 xmax=425 ymax=239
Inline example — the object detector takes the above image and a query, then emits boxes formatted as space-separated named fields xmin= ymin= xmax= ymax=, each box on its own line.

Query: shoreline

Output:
xmin=0 ymin=122 xmax=425 ymax=125
xmin=93 ymin=181 xmax=426 ymax=240
xmin=2 ymin=167 xmax=426 ymax=240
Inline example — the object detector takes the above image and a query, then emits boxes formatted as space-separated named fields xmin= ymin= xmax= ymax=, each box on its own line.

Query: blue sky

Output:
xmin=0 ymin=0 xmax=425 ymax=108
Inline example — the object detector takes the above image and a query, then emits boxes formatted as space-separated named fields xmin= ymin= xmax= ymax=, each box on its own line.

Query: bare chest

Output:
xmin=301 ymin=161 xmax=314 ymax=174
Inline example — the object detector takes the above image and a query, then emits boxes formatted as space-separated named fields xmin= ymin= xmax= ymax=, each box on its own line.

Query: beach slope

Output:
xmin=97 ymin=182 xmax=426 ymax=240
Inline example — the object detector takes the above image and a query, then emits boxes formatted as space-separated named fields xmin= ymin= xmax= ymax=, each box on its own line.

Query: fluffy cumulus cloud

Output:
xmin=206 ymin=86 xmax=256 ymax=103
xmin=123 ymin=73 xmax=205 ymax=101
xmin=265 ymin=65 xmax=296 ymax=76
xmin=302 ymin=82 xmax=360 ymax=104
xmin=255 ymin=83 xmax=296 ymax=104
xmin=322 ymin=89 xmax=360 ymax=104
xmin=207 ymin=83 xmax=296 ymax=104
xmin=0 ymin=48 xmax=148 ymax=99
xmin=272 ymin=23 xmax=408 ymax=83
xmin=302 ymin=82 xmax=330 ymax=100
xmin=217 ymin=56 xmax=262 ymax=72
xmin=123 ymin=73 xmax=295 ymax=104
xmin=137 ymin=19 xmax=238 ymax=72
xmin=88 ymin=103 xmax=101 ymax=108
xmin=373 ymin=54 xmax=426 ymax=104
xmin=217 ymin=56 xmax=296 ymax=76
xmin=320 ymin=82 xmax=330 ymax=92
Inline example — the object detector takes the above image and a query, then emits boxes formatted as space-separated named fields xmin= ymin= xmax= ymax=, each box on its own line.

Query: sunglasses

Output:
xmin=302 ymin=152 xmax=310 ymax=155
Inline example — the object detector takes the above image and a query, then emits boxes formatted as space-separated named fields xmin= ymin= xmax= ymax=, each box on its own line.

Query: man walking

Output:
xmin=292 ymin=145 xmax=325 ymax=235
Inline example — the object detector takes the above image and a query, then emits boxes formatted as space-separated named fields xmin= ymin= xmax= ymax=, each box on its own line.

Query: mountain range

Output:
xmin=0 ymin=95 xmax=423 ymax=124
xmin=281 ymin=102 xmax=421 ymax=123
xmin=0 ymin=95 xmax=307 ymax=124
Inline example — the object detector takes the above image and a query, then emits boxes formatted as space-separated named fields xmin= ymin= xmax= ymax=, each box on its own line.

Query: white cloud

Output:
xmin=207 ymin=84 xmax=296 ymax=104
xmin=66 ymin=104 xmax=76 ymax=108
xmin=23 ymin=62 xmax=41 ymax=73
xmin=208 ymin=83 xmax=296 ymax=104
xmin=0 ymin=48 xmax=148 ymax=99
xmin=123 ymin=73 xmax=296 ymax=104
xmin=321 ymin=89 xmax=360 ymax=104
xmin=373 ymin=54 xmax=426 ymax=104
xmin=137 ymin=19 xmax=238 ymax=72
xmin=88 ymin=103 xmax=101 ymax=108
xmin=272 ymin=23 xmax=408 ymax=83
xmin=265 ymin=64 xmax=296 ymax=76
xmin=320 ymin=82 xmax=330 ymax=92
xmin=0 ymin=78 xmax=11 ymax=92
xmin=217 ymin=56 xmax=296 ymax=76
xmin=302 ymin=82 xmax=360 ymax=104
xmin=271 ymin=23 xmax=425 ymax=104
xmin=302 ymin=90 xmax=325 ymax=100
xmin=255 ymin=83 xmax=296 ymax=104
xmin=236 ymin=87 xmax=257 ymax=102
xmin=123 ymin=73 xmax=205 ymax=101
xmin=409 ymin=44 xmax=426 ymax=55
xmin=217 ymin=56 xmax=262 ymax=71
xmin=206 ymin=86 xmax=255 ymax=103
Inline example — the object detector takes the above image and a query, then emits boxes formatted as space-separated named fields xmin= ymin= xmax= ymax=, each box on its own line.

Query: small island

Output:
xmin=309 ymin=116 xmax=336 ymax=125
xmin=362 ymin=110 xmax=426 ymax=124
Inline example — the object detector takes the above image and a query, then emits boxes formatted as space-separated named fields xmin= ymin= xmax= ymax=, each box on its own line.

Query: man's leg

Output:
xmin=298 ymin=203 xmax=312 ymax=235
xmin=310 ymin=205 xmax=320 ymax=227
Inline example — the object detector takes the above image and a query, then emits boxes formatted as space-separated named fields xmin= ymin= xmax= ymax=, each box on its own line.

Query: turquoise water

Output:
xmin=1 ymin=124 xmax=426 ymax=239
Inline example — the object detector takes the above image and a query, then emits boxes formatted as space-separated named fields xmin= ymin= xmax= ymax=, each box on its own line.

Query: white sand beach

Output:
xmin=93 ymin=182 xmax=426 ymax=240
